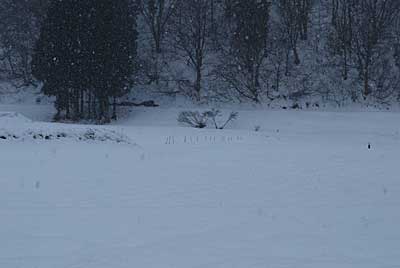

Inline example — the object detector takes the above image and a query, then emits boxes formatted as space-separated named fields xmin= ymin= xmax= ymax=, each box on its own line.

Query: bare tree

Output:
xmin=298 ymin=0 xmax=314 ymax=40
xmin=329 ymin=0 xmax=357 ymax=80
xmin=351 ymin=0 xmax=400 ymax=97
xmin=215 ymin=0 xmax=271 ymax=103
xmin=0 ymin=0 xmax=48 ymax=85
xmin=139 ymin=0 xmax=177 ymax=84
xmin=140 ymin=0 xmax=177 ymax=54
xmin=171 ymin=0 xmax=213 ymax=101
xmin=278 ymin=0 xmax=314 ymax=71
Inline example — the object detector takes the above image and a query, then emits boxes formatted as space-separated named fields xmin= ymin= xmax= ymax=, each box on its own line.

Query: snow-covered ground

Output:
xmin=1 ymin=104 xmax=400 ymax=268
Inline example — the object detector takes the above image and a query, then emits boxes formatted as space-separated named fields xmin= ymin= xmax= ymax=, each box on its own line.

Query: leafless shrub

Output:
xmin=178 ymin=109 xmax=239 ymax=129
xmin=206 ymin=109 xmax=239 ymax=130
xmin=177 ymin=111 xmax=209 ymax=128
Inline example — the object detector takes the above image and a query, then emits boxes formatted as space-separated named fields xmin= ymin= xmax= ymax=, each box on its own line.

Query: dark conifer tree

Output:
xmin=32 ymin=0 xmax=72 ymax=119
xmin=91 ymin=0 xmax=137 ymax=122
xmin=32 ymin=0 xmax=137 ymax=122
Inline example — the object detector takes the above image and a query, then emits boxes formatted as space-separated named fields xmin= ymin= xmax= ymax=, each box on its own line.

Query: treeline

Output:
xmin=1 ymin=0 xmax=400 ymax=121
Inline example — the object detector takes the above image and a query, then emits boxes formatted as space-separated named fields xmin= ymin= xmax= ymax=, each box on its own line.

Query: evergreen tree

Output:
xmin=32 ymin=0 xmax=137 ymax=122
xmin=91 ymin=0 xmax=138 ymax=122
xmin=32 ymin=0 xmax=73 ymax=118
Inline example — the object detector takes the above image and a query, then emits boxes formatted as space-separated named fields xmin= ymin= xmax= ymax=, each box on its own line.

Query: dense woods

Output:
xmin=1 ymin=0 xmax=400 ymax=121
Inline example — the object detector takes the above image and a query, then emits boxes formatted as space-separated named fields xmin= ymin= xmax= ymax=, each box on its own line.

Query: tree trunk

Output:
xmin=194 ymin=66 xmax=202 ymax=102
xmin=98 ymin=97 xmax=110 ymax=124
xmin=285 ymin=48 xmax=290 ymax=76
xmin=343 ymin=48 xmax=348 ymax=80
xmin=364 ymin=67 xmax=371 ymax=97
xmin=72 ymin=89 xmax=80 ymax=120
xmin=88 ymin=91 xmax=92 ymax=119
xmin=65 ymin=96 xmax=70 ymax=120
xmin=80 ymin=89 xmax=84 ymax=119
xmin=363 ymin=52 xmax=371 ymax=97
xmin=293 ymin=46 xmax=300 ymax=65
xmin=112 ymin=96 xmax=117 ymax=120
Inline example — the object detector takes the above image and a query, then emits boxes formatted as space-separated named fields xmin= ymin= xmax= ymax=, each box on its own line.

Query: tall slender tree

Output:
xmin=139 ymin=0 xmax=177 ymax=84
xmin=171 ymin=0 xmax=213 ymax=101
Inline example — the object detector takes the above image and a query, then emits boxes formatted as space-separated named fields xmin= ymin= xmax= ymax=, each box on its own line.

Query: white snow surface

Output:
xmin=0 ymin=111 xmax=32 ymax=124
xmin=1 ymin=104 xmax=400 ymax=268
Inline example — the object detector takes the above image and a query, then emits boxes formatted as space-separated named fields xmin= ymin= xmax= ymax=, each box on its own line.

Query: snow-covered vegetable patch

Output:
xmin=0 ymin=124 xmax=131 ymax=144
xmin=0 ymin=111 xmax=131 ymax=143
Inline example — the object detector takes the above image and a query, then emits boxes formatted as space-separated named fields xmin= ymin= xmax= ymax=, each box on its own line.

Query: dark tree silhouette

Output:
xmin=32 ymin=0 xmax=137 ymax=122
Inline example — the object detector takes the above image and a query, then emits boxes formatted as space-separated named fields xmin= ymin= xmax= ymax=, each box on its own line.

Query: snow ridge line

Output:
xmin=0 ymin=126 xmax=132 ymax=144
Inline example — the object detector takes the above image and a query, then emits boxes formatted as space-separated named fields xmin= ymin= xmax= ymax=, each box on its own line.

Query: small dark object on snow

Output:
xmin=57 ymin=132 xmax=67 ymax=138
xmin=117 ymin=100 xmax=159 ymax=107
xmin=84 ymin=130 xmax=96 ymax=140
xmin=368 ymin=143 xmax=371 ymax=149
xmin=291 ymin=103 xmax=301 ymax=109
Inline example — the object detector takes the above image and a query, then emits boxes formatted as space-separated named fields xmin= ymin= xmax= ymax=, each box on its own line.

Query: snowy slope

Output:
xmin=1 ymin=106 xmax=400 ymax=268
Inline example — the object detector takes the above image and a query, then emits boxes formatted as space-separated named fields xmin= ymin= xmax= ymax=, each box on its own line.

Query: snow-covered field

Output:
xmin=1 ymin=105 xmax=400 ymax=268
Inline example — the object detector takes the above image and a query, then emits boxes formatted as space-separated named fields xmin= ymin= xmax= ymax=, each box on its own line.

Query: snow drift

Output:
xmin=0 ymin=112 xmax=132 ymax=143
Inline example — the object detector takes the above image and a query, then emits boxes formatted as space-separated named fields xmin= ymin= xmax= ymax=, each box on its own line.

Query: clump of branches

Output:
xmin=178 ymin=109 xmax=238 ymax=129
xmin=206 ymin=109 xmax=238 ymax=129
xmin=177 ymin=111 xmax=209 ymax=128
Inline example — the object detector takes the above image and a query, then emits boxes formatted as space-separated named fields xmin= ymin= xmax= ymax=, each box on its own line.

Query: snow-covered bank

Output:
xmin=1 ymin=108 xmax=400 ymax=268
xmin=0 ymin=112 xmax=132 ymax=143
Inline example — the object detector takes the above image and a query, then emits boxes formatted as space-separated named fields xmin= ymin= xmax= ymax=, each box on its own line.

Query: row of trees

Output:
xmin=137 ymin=0 xmax=400 ymax=104
xmin=1 ymin=0 xmax=400 ymax=121
xmin=329 ymin=0 xmax=400 ymax=99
